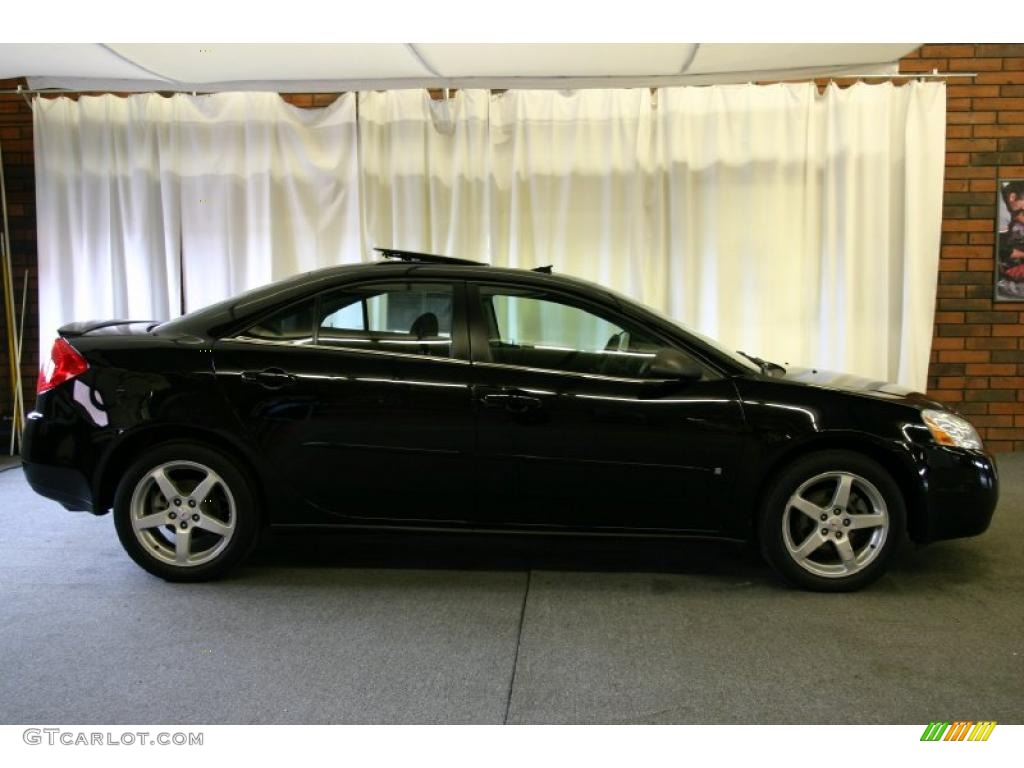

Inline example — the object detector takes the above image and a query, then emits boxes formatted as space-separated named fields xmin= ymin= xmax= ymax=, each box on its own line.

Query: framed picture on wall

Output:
xmin=995 ymin=178 xmax=1024 ymax=301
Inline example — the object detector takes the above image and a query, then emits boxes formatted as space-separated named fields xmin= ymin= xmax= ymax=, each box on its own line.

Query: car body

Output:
xmin=22 ymin=250 xmax=999 ymax=590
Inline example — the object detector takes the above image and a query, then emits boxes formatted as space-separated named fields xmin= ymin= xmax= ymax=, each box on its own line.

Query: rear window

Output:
xmin=243 ymin=300 xmax=315 ymax=344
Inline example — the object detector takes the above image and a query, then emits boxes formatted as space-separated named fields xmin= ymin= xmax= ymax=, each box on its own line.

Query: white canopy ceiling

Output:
xmin=0 ymin=43 xmax=921 ymax=92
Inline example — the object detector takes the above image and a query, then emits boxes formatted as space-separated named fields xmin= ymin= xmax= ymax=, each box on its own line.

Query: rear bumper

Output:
xmin=917 ymin=445 xmax=998 ymax=543
xmin=22 ymin=460 xmax=93 ymax=511
xmin=21 ymin=409 xmax=98 ymax=513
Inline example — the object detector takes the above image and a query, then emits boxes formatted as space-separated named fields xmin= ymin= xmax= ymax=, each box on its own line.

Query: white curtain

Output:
xmin=359 ymin=83 xmax=945 ymax=390
xmin=34 ymin=83 xmax=945 ymax=389
xmin=359 ymin=89 xmax=490 ymax=259
xmin=487 ymin=89 xmax=654 ymax=298
xmin=645 ymin=82 xmax=946 ymax=386
xmin=34 ymin=91 xmax=360 ymax=342
xmin=34 ymin=95 xmax=182 ymax=351
xmin=173 ymin=93 xmax=360 ymax=312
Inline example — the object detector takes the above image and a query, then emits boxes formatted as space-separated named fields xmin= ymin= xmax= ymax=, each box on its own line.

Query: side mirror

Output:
xmin=646 ymin=348 xmax=703 ymax=382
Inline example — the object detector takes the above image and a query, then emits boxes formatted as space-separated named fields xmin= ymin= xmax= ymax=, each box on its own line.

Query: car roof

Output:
xmin=156 ymin=256 xmax=752 ymax=376
xmin=157 ymin=259 xmax=615 ymax=336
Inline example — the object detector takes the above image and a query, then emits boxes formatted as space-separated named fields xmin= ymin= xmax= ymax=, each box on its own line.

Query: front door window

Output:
xmin=479 ymin=287 xmax=685 ymax=379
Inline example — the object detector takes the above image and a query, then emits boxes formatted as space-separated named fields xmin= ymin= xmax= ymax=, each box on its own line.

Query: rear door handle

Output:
xmin=479 ymin=391 xmax=542 ymax=413
xmin=240 ymin=367 xmax=297 ymax=390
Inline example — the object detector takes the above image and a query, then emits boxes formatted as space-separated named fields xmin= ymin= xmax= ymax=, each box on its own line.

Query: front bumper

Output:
xmin=916 ymin=445 xmax=998 ymax=543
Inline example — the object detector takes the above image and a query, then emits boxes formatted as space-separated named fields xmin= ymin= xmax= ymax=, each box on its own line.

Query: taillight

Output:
xmin=37 ymin=337 xmax=89 ymax=394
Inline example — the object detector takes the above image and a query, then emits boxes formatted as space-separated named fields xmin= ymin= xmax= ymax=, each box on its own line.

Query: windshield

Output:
xmin=683 ymin=325 xmax=764 ymax=373
xmin=660 ymin=316 xmax=763 ymax=373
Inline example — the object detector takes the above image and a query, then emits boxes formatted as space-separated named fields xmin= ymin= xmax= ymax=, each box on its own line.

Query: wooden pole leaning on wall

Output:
xmin=0 ymin=235 xmax=19 ymax=455
xmin=0 ymin=135 xmax=24 ymax=455
xmin=9 ymin=270 xmax=27 ymax=454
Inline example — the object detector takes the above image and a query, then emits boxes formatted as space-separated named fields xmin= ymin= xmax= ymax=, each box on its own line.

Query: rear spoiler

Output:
xmin=57 ymin=319 xmax=158 ymax=337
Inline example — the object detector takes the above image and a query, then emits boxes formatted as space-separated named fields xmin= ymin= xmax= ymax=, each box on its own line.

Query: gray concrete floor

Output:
xmin=0 ymin=455 xmax=1021 ymax=724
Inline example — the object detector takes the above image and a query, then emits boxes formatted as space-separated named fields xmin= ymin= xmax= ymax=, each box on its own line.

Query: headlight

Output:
xmin=921 ymin=409 xmax=983 ymax=451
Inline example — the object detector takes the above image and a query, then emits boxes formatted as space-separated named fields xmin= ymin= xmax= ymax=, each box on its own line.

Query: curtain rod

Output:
xmin=0 ymin=71 xmax=977 ymax=101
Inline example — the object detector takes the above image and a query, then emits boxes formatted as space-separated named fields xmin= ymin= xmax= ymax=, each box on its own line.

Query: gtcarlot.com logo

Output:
xmin=920 ymin=721 xmax=997 ymax=742
xmin=23 ymin=728 xmax=203 ymax=746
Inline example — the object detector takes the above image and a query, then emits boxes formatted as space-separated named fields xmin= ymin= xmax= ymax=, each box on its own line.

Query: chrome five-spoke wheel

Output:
xmin=114 ymin=442 xmax=258 ymax=581
xmin=760 ymin=450 xmax=905 ymax=591
xmin=782 ymin=471 xmax=888 ymax=579
xmin=130 ymin=460 xmax=237 ymax=567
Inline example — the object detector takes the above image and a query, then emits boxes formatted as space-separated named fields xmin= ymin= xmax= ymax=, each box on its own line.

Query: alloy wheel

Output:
xmin=781 ymin=471 xmax=889 ymax=579
xmin=128 ymin=460 xmax=237 ymax=568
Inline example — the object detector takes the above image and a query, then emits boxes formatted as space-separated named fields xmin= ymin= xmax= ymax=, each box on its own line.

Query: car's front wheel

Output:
xmin=113 ymin=442 xmax=259 ymax=581
xmin=759 ymin=450 xmax=906 ymax=591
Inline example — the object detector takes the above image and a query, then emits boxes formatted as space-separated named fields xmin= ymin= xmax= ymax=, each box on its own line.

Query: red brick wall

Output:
xmin=899 ymin=45 xmax=1024 ymax=452
xmin=2 ymin=49 xmax=1024 ymax=451
xmin=0 ymin=79 xmax=36 ymax=447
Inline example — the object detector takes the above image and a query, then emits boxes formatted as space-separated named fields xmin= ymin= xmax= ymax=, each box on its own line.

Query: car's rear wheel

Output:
xmin=113 ymin=442 xmax=259 ymax=581
xmin=759 ymin=450 xmax=906 ymax=591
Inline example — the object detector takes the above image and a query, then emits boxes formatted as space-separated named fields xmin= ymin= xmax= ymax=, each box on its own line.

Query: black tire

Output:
xmin=113 ymin=441 xmax=260 ymax=582
xmin=759 ymin=450 xmax=906 ymax=592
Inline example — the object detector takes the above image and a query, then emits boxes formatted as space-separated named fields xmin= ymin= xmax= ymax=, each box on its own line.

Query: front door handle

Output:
xmin=240 ymin=367 xmax=297 ymax=390
xmin=479 ymin=391 xmax=542 ymax=413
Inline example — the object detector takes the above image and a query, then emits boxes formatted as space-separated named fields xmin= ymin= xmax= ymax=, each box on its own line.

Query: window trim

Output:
xmin=230 ymin=278 xmax=470 ymax=363
xmin=226 ymin=335 xmax=473 ymax=366
xmin=466 ymin=279 xmax=723 ymax=382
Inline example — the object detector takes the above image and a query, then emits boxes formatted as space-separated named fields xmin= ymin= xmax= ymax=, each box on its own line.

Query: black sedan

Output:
xmin=22 ymin=249 xmax=998 ymax=590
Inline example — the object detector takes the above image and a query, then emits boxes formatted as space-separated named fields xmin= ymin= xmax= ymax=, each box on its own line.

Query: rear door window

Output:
xmin=317 ymin=282 xmax=455 ymax=358
xmin=239 ymin=282 xmax=458 ymax=360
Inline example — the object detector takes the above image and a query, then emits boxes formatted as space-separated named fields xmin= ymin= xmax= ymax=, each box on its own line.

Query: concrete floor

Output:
xmin=0 ymin=455 xmax=1021 ymax=724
